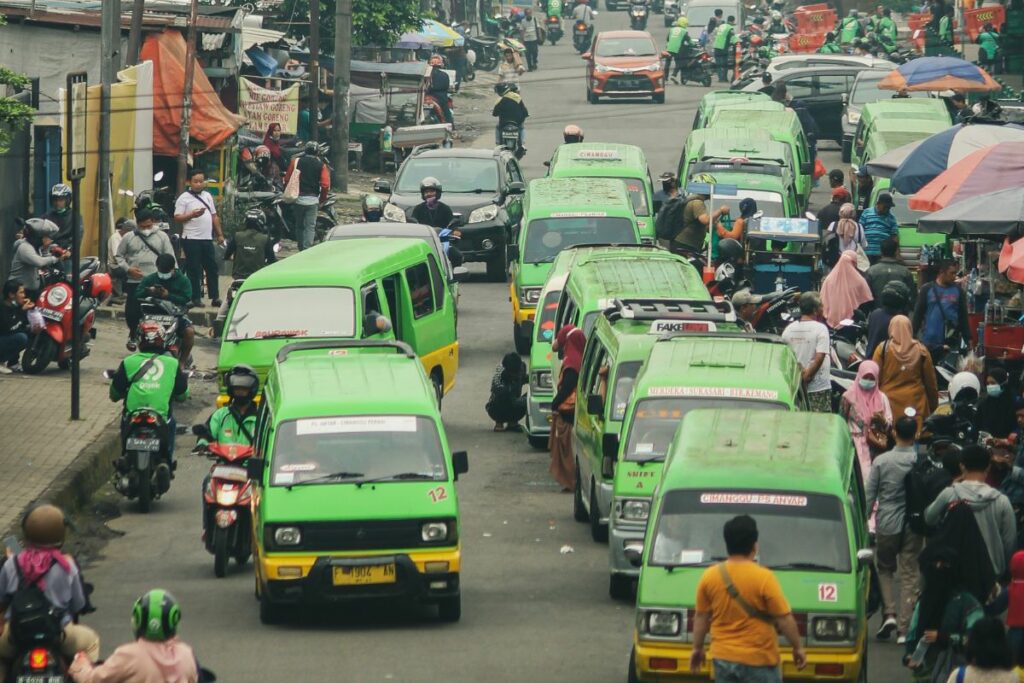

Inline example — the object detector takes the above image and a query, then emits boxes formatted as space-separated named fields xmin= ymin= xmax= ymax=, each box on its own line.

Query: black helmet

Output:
xmin=224 ymin=364 xmax=259 ymax=402
xmin=50 ymin=183 xmax=72 ymax=202
xmin=881 ymin=280 xmax=911 ymax=312
xmin=22 ymin=504 xmax=67 ymax=548
xmin=304 ymin=141 xmax=319 ymax=156
xmin=420 ymin=176 xmax=443 ymax=200
xmin=717 ymin=238 xmax=744 ymax=263
xmin=495 ymin=82 xmax=513 ymax=96
xmin=244 ymin=209 xmax=267 ymax=233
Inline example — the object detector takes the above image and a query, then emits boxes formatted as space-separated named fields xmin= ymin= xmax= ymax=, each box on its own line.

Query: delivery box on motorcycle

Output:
xmin=510 ymin=177 xmax=650 ymax=354
xmin=546 ymin=143 xmax=656 ymax=227
xmin=216 ymin=238 xmax=458 ymax=406
xmin=629 ymin=409 xmax=869 ymax=682
xmin=249 ymin=340 xmax=467 ymax=624
xmin=606 ymin=333 xmax=802 ymax=597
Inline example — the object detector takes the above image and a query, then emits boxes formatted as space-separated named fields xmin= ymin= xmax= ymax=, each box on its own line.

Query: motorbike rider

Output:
xmin=492 ymin=82 xmax=529 ymax=153
xmin=0 ymin=504 xmax=100 ymax=680
xmin=411 ymin=177 xmax=455 ymax=230
xmin=767 ymin=9 xmax=786 ymax=34
xmin=109 ymin=320 xmax=190 ymax=482
xmin=8 ymin=218 xmax=67 ymax=300
xmin=427 ymin=55 xmax=453 ymax=125
xmin=544 ymin=0 xmax=562 ymax=18
xmin=224 ymin=210 xmax=276 ymax=282
xmin=42 ymin=184 xmax=78 ymax=269
xmin=818 ymin=31 xmax=842 ymax=53
xmin=135 ymin=254 xmax=196 ymax=369
xmin=115 ymin=211 xmax=176 ymax=337
xmin=652 ymin=172 xmax=678 ymax=215
xmin=362 ymin=194 xmax=385 ymax=222
xmin=839 ymin=9 xmax=864 ymax=46
xmin=563 ymin=124 xmax=584 ymax=144
xmin=68 ymin=589 xmax=198 ymax=683
xmin=254 ymin=145 xmax=283 ymax=190
xmin=571 ymin=0 xmax=596 ymax=43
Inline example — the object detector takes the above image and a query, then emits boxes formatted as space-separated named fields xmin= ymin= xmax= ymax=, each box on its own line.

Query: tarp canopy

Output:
xmin=917 ymin=187 xmax=1024 ymax=235
xmin=318 ymin=57 xmax=430 ymax=90
xmin=140 ymin=30 xmax=244 ymax=156
xmin=351 ymin=84 xmax=387 ymax=125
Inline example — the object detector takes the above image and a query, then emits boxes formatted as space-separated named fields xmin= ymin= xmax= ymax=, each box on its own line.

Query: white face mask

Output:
xmin=157 ymin=271 xmax=173 ymax=281
xmin=138 ymin=228 xmax=155 ymax=236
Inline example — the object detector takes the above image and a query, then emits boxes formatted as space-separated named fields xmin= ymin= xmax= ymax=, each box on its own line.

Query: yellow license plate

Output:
xmin=332 ymin=563 xmax=396 ymax=586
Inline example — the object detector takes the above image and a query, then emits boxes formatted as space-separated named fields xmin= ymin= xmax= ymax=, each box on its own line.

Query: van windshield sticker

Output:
xmin=647 ymin=387 xmax=779 ymax=400
xmin=295 ymin=416 xmax=418 ymax=435
xmin=274 ymin=472 xmax=295 ymax=485
xmin=648 ymin=320 xmax=716 ymax=334
xmin=550 ymin=211 xmax=608 ymax=218
xmin=255 ymin=329 xmax=309 ymax=338
xmin=700 ymin=493 xmax=808 ymax=507
xmin=279 ymin=463 xmax=317 ymax=472
xmin=635 ymin=442 xmax=654 ymax=454
xmin=679 ymin=550 xmax=704 ymax=564
xmin=574 ymin=150 xmax=621 ymax=160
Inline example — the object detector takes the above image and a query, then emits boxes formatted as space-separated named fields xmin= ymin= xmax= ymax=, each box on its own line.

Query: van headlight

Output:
xmin=468 ymin=204 xmax=499 ymax=224
xmin=383 ymin=203 xmax=407 ymax=222
xmin=642 ymin=609 xmax=682 ymax=636
xmin=530 ymin=370 xmax=552 ymax=393
xmin=422 ymin=521 xmax=448 ymax=542
xmin=617 ymin=498 xmax=650 ymax=522
xmin=519 ymin=287 xmax=541 ymax=306
xmin=273 ymin=526 xmax=301 ymax=546
xmin=812 ymin=615 xmax=853 ymax=642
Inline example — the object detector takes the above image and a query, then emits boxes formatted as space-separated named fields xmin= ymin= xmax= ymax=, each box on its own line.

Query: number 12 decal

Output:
xmin=428 ymin=486 xmax=448 ymax=503
xmin=818 ymin=583 xmax=838 ymax=602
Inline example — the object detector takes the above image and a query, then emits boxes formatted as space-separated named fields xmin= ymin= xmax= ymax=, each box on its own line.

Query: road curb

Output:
xmin=3 ymin=419 xmax=121 ymax=538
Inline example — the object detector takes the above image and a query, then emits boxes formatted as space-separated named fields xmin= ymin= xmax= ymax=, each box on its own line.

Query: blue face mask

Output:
xmin=157 ymin=271 xmax=174 ymax=281
xmin=858 ymin=378 xmax=876 ymax=391
xmin=988 ymin=384 xmax=1004 ymax=397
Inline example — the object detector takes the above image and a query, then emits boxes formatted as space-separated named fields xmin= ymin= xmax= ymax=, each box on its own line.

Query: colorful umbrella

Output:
xmin=890 ymin=123 xmax=1024 ymax=195
xmin=998 ymin=237 xmax=1024 ymax=285
xmin=918 ymin=187 xmax=1024 ymax=236
xmin=396 ymin=19 xmax=465 ymax=49
xmin=877 ymin=56 xmax=1001 ymax=92
xmin=863 ymin=139 xmax=924 ymax=178
xmin=909 ymin=142 xmax=1024 ymax=212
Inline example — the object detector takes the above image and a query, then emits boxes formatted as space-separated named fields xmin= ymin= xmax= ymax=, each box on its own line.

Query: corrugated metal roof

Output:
xmin=240 ymin=25 xmax=287 ymax=51
xmin=0 ymin=1 xmax=237 ymax=31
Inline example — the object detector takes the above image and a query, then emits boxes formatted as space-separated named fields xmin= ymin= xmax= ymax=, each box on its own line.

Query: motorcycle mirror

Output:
xmin=191 ymin=423 xmax=214 ymax=439
xmin=153 ymin=171 xmax=165 ymax=182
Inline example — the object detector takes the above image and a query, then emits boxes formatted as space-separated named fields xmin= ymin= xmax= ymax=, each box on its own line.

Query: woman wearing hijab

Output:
xmin=549 ymin=324 xmax=584 ymax=491
xmin=828 ymin=202 xmax=867 ymax=254
xmin=980 ymin=368 xmax=1017 ymax=440
xmin=820 ymin=250 xmax=874 ymax=328
xmin=840 ymin=360 xmax=892 ymax=480
xmin=486 ymin=352 xmax=527 ymax=432
xmin=874 ymin=315 xmax=939 ymax=426
xmin=263 ymin=123 xmax=285 ymax=168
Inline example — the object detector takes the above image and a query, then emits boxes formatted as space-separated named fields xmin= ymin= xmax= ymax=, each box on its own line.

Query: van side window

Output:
xmin=406 ymin=262 xmax=435 ymax=319
xmin=426 ymin=254 xmax=445 ymax=310
xmin=382 ymin=274 xmax=403 ymax=340
xmin=586 ymin=343 xmax=608 ymax=399
xmin=361 ymin=283 xmax=384 ymax=337
xmin=254 ymin=402 xmax=272 ymax=459
xmin=555 ymin=293 xmax=577 ymax=334
xmin=854 ymin=121 xmax=868 ymax=157
xmin=507 ymin=160 xmax=523 ymax=185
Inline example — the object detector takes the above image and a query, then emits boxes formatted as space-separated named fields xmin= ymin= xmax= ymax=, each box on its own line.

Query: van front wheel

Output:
xmin=486 ymin=251 xmax=507 ymax=282
xmin=573 ymin=466 xmax=588 ymax=522
xmin=609 ymin=574 xmax=633 ymax=601
xmin=259 ymin=592 xmax=284 ymax=625
xmin=438 ymin=594 xmax=461 ymax=622
xmin=431 ymin=372 xmax=444 ymax=410
xmin=590 ymin=482 xmax=608 ymax=543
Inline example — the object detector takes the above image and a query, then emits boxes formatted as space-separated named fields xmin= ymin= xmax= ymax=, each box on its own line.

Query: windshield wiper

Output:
xmin=633 ymin=455 xmax=665 ymax=466
xmin=451 ymin=188 xmax=494 ymax=194
xmin=770 ymin=561 xmax=839 ymax=571
xmin=355 ymin=472 xmax=439 ymax=488
xmin=660 ymin=555 xmax=725 ymax=572
xmin=529 ymin=254 xmax=559 ymax=264
xmin=285 ymin=471 xmax=364 ymax=489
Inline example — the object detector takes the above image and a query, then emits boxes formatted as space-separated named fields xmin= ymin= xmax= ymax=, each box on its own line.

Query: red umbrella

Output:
xmin=909 ymin=141 xmax=1024 ymax=212
xmin=999 ymin=237 xmax=1024 ymax=285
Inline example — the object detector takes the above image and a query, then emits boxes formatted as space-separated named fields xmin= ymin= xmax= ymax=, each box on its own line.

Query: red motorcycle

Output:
xmin=23 ymin=257 xmax=112 ymax=374
xmin=193 ymin=426 xmax=255 ymax=578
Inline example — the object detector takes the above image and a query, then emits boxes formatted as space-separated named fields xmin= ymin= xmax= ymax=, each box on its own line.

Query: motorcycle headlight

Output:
xmin=530 ymin=370 xmax=553 ymax=393
xmin=46 ymin=286 xmax=69 ymax=307
xmin=644 ymin=610 xmax=682 ymax=636
xmin=519 ymin=287 xmax=541 ymax=307
xmin=215 ymin=485 xmax=240 ymax=506
xmin=383 ymin=202 xmax=407 ymax=222
xmin=468 ymin=204 xmax=500 ymax=224
xmin=595 ymin=63 xmax=614 ymax=73
xmin=422 ymin=521 xmax=449 ymax=542
xmin=273 ymin=526 xmax=301 ymax=546
xmin=617 ymin=498 xmax=650 ymax=522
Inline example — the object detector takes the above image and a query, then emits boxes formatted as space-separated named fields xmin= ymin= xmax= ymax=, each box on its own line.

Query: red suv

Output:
xmin=583 ymin=30 xmax=666 ymax=104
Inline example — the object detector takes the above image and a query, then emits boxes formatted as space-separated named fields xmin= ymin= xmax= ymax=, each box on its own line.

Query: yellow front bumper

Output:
xmin=509 ymin=282 xmax=536 ymax=326
xmin=258 ymin=547 xmax=462 ymax=581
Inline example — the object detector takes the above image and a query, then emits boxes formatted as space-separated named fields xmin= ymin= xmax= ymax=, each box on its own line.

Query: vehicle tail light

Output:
xmin=814 ymin=663 xmax=844 ymax=676
xmin=29 ymin=648 xmax=48 ymax=670
xmin=649 ymin=658 xmax=677 ymax=671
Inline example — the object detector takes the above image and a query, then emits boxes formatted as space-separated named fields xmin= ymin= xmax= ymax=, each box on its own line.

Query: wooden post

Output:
xmin=332 ymin=0 xmax=352 ymax=192
xmin=310 ymin=0 xmax=320 ymax=143
xmin=176 ymin=0 xmax=200 ymax=194
xmin=127 ymin=0 xmax=146 ymax=66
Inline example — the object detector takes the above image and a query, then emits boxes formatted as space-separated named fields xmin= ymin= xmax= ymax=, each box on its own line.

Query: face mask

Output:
xmin=55 ymin=206 xmax=68 ymax=214
xmin=138 ymin=228 xmax=155 ymax=236
xmin=988 ymin=384 xmax=1004 ymax=397
xmin=859 ymin=378 xmax=876 ymax=391
xmin=157 ymin=271 xmax=173 ymax=281
xmin=426 ymin=197 xmax=439 ymax=209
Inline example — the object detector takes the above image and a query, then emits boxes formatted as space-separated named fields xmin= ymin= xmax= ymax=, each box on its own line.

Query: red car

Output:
xmin=583 ymin=30 xmax=666 ymax=104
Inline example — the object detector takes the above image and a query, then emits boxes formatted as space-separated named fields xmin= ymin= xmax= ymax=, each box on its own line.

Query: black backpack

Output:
xmin=7 ymin=555 xmax=63 ymax=648
xmin=904 ymin=454 xmax=951 ymax=536
xmin=655 ymin=195 xmax=692 ymax=241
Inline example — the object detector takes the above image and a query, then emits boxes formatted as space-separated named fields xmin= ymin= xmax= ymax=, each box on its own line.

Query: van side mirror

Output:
xmin=246 ymin=457 xmax=265 ymax=480
xmin=506 ymin=244 xmax=520 ymax=262
xmin=856 ymin=548 xmax=874 ymax=566
xmin=800 ymin=162 xmax=814 ymax=176
xmin=452 ymin=450 xmax=469 ymax=480
xmin=587 ymin=394 xmax=604 ymax=416
xmin=624 ymin=546 xmax=643 ymax=567
xmin=363 ymin=312 xmax=393 ymax=337
xmin=507 ymin=181 xmax=526 ymax=195
xmin=842 ymin=138 xmax=853 ymax=164
xmin=372 ymin=179 xmax=392 ymax=194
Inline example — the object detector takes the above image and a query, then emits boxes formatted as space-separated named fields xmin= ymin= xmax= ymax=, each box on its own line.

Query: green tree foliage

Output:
xmin=0 ymin=16 xmax=35 ymax=154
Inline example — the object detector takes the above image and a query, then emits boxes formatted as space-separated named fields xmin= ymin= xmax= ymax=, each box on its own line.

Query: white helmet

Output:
xmin=949 ymin=372 xmax=981 ymax=404
xmin=771 ymin=10 xmax=782 ymax=21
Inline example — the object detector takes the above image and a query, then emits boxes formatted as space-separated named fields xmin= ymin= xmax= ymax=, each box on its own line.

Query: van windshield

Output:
xmin=624 ymin=397 xmax=786 ymax=462
xmin=270 ymin=415 xmax=447 ymax=487
xmin=524 ymin=217 xmax=638 ymax=263
xmin=650 ymin=490 xmax=851 ymax=572
xmin=712 ymin=190 xmax=787 ymax=219
xmin=226 ymin=287 xmax=356 ymax=341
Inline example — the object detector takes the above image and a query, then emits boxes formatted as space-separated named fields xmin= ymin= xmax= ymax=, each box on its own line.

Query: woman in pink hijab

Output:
xmin=839 ymin=360 xmax=892 ymax=484
xmin=820 ymin=250 xmax=873 ymax=328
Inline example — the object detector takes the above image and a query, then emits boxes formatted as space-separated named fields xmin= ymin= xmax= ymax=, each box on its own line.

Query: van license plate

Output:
xmin=126 ymin=437 xmax=161 ymax=451
xmin=333 ymin=564 xmax=396 ymax=586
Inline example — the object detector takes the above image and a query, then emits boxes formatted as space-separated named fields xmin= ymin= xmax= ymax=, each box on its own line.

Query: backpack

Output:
xmin=7 ymin=555 xmax=63 ymax=648
xmin=654 ymin=195 xmax=694 ymax=241
xmin=904 ymin=453 xmax=951 ymax=536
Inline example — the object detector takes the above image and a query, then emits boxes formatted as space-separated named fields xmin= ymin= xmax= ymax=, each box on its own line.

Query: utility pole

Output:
xmin=127 ymin=0 xmax=146 ymax=66
xmin=177 ymin=0 xmax=200 ymax=194
xmin=331 ymin=0 xmax=351 ymax=192
xmin=309 ymin=0 xmax=320 ymax=143
xmin=99 ymin=0 xmax=120 ymax=270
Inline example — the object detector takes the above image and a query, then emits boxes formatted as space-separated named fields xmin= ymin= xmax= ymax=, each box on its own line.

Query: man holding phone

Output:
xmin=173 ymin=169 xmax=225 ymax=308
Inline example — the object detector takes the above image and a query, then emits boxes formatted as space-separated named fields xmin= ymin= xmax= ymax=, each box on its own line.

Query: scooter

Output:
xmin=663 ymin=0 xmax=679 ymax=25
xmin=545 ymin=14 xmax=563 ymax=44
xmin=192 ymin=425 xmax=255 ymax=578
xmin=748 ymin=287 xmax=801 ymax=335
xmin=237 ymin=191 xmax=290 ymax=243
xmin=467 ymin=35 xmax=500 ymax=71
xmin=628 ymin=0 xmax=649 ymax=29
xmin=315 ymin=193 xmax=339 ymax=244
xmin=677 ymin=51 xmax=714 ymax=86
xmin=573 ymin=21 xmax=593 ymax=53
xmin=136 ymin=297 xmax=190 ymax=358
xmin=113 ymin=407 xmax=173 ymax=513
xmin=22 ymin=257 xmax=112 ymax=375
xmin=499 ymin=122 xmax=524 ymax=159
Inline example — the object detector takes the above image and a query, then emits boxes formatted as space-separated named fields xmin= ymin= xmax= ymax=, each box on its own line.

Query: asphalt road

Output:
xmin=76 ymin=10 xmax=912 ymax=683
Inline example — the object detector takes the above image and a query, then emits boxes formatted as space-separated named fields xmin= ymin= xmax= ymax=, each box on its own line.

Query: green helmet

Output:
xmin=132 ymin=589 xmax=181 ymax=641
xmin=676 ymin=16 xmax=688 ymax=28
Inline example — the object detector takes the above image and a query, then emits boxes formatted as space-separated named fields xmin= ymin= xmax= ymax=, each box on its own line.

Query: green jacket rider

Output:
xmin=110 ymin=321 xmax=189 ymax=420
xmin=198 ymin=365 xmax=260 ymax=447
xmin=840 ymin=10 xmax=863 ymax=44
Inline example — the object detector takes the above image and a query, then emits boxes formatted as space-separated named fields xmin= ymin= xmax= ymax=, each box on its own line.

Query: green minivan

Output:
xmin=250 ymin=340 xmax=469 ymax=624
xmin=691 ymin=90 xmax=784 ymax=130
xmin=546 ymin=143 xmax=656 ymax=233
xmin=509 ymin=177 xmax=652 ymax=354
xmin=217 ymin=238 xmax=458 ymax=406
xmin=629 ymin=409 xmax=870 ymax=683
xmin=607 ymin=333 xmax=802 ymax=600
xmin=706 ymin=108 xmax=815 ymax=209
xmin=846 ymin=98 xmax=952 ymax=168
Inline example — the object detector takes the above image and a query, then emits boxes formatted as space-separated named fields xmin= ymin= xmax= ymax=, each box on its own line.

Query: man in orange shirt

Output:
xmin=690 ymin=515 xmax=807 ymax=682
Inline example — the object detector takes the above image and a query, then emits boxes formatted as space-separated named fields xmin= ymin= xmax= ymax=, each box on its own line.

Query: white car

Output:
xmin=766 ymin=54 xmax=895 ymax=79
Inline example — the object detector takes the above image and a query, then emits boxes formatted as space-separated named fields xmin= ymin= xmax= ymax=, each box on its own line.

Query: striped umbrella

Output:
xmin=909 ymin=141 xmax=1024 ymax=212
xmin=877 ymin=56 xmax=1001 ymax=92
xmin=889 ymin=123 xmax=1024 ymax=194
xmin=396 ymin=19 xmax=465 ymax=49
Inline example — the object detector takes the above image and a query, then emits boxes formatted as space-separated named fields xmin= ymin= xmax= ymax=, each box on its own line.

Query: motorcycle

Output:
xmin=467 ymin=35 xmax=500 ymax=71
xmin=22 ymin=258 xmax=112 ymax=375
xmin=545 ymin=14 xmax=563 ymax=44
xmin=678 ymin=51 xmax=714 ymax=86
xmin=192 ymin=425 xmax=255 ymax=578
xmin=315 ymin=193 xmax=339 ymax=244
xmin=573 ymin=21 xmax=593 ymax=53
xmin=136 ymin=297 xmax=190 ymax=357
xmin=237 ymin=191 xmax=290 ymax=244
xmin=113 ymin=407 xmax=173 ymax=513
xmin=628 ymin=0 xmax=649 ymax=30
xmin=499 ymin=122 xmax=524 ymax=159
xmin=748 ymin=287 xmax=801 ymax=335
xmin=708 ymin=261 xmax=751 ymax=300
xmin=663 ymin=0 xmax=678 ymax=25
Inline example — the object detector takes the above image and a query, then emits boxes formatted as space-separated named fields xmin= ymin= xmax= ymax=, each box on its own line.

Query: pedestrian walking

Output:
xmin=114 ymin=212 xmax=175 ymax=335
xmin=868 ymin=415 xmax=924 ymax=643
xmin=874 ymin=315 xmax=939 ymax=426
xmin=819 ymin=189 xmax=851 ymax=257
xmin=913 ymin=259 xmax=971 ymax=366
xmin=549 ymin=324 xmax=584 ymax=491
xmin=498 ymin=47 xmax=526 ymax=84
xmin=825 ymin=202 xmax=867 ymax=261
xmin=840 ymin=360 xmax=893 ymax=481
xmin=283 ymin=142 xmax=330 ymax=251
xmin=0 ymin=280 xmax=32 ymax=373
xmin=173 ymin=169 xmax=224 ymax=307
xmin=486 ymin=352 xmax=527 ymax=432
xmin=518 ymin=8 xmax=543 ymax=71
xmin=690 ymin=515 xmax=807 ymax=681
xmin=820 ymin=250 xmax=873 ymax=328
xmin=860 ymin=192 xmax=899 ymax=263
xmin=947 ymin=617 xmax=1018 ymax=682
xmin=781 ymin=292 xmax=832 ymax=413
xmin=867 ymin=280 xmax=912 ymax=359
xmin=864 ymin=238 xmax=917 ymax=303
xmin=977 ymin=23 xmax=1001 ymax=74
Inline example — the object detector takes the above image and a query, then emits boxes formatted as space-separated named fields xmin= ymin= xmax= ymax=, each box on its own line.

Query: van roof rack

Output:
xmin=604 ymin=298 xmax=737 ymax=323
xmin=276 ymin=339 xmax=416 ymax=363
xmin=654 ymin=331 xmax=785 ymax=344
xmin=566 ymin=243 xmax=662 ymax=252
